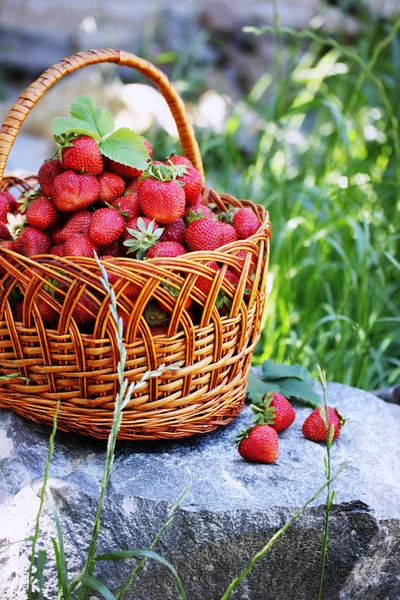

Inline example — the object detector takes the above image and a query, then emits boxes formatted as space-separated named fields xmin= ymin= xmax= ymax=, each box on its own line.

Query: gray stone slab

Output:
xmin=0 ymin=383 xmax=399 ymax=599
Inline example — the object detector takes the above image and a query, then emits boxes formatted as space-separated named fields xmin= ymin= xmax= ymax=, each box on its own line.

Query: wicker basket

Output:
xmin=0 ymin=49 xmax=271 ymax=440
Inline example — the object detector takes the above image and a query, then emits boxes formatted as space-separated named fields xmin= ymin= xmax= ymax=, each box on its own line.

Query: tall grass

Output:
xmin=147 ymin=9 xmax=400 ymax=390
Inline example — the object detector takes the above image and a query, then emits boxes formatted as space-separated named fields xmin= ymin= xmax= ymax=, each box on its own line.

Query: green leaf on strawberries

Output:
xmin=69 ymin=95 xmax=114 ymax=138
xmin=51 ymin=117 xmax=103 ymax=141
xmin=99 ymin=128 xmax=149 ymax=170
xmin=261 ymin=359 xmax=313 ymax=383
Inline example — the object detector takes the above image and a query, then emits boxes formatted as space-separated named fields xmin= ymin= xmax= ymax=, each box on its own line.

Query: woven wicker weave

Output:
xmin=0 ymin=49 xmax=271 ymax=440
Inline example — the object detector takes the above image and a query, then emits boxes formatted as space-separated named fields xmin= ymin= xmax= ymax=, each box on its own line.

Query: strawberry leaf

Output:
xmin=51 ymin=117 xmax=102 ymax=141
xmin=99 ymin=129 xmax=149 ymax=170
xmin=70 ymin=95 xmax=114 ymax=139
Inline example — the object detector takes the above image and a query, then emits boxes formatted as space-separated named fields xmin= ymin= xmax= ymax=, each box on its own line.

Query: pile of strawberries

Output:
xmin=0 ymin=96 xmax=262 ymax=333
xmin=236 ymin=392 xmax=345 ymax=463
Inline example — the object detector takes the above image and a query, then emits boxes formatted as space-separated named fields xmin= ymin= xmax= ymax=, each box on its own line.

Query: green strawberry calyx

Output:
xmin=250 ymin=391 xmax=277 ymax=426
xmin=18 ymin=188 xmax=42 ymax=213
xmin=141 ymin=163 xmax=188 ymax=185
xmin=185 ymin=208 xmax=215 ymax=225
xmin=234 ymin=427 xmax=252 ymax=446
xmin=123 ymin=218 xmax=164 ymax=259
xmin=218 ymin=208 xmax=237 ymax=225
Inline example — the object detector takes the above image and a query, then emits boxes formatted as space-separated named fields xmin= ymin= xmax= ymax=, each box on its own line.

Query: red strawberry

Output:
xmin=125 ymin=177 xmax=140 ymax=195
xmin=235 ymin=425 xmax=279 ymax=464
xmin=234 ymin=250 xmax=257 ymax=275
xmin=150 ymin=324 xmax=169 ymax=336
xmin=232 ymin=207 xmax=260 ymax=240
xmin=0 ymin=197 xmax=10 ymax=223
xmin=15 ymin=227 xmax=51 ymax=257
xmin=51 ymin=245 xmax=64 ymax=257
xmin=72 ymin=294 xmax=98 ymax=327
xmin=100 ymin=241 xmax=123 ymax=257
xmin=35 ymin=300 xmax=59 ymax=326
xmin=38 ymin=159 xmax=64 ymax=197
xmin=184 ymin=205 xmax=214 ymax=223
xmin=53 ymin=171 xmax=100 ymax=212
xmin=89 ymin=208 xmax=125 ymax=246
xmin=251 ymin=392 xmax=296 ymax=433
xmin=104 ymin=272 xmax=142 ymax=302
xmin=0 ymin=221 xmax=11 ymax=241
xmin=219 ymin=222 xmax=238 ymax=245
xmin=185 ymin=219 xmax=222 ymax=251
xmin=302 ymin=407 xmax=344 ymax=443
xmin=98 ymin=172 xmax=125 ymax=202
xmin=51 ymin=225 xmax=66 ymax=246
xmin=160 ymin=218 xmax=186 ymax=245
xmin=12 ymin=301 xmax=23 ymax=322
xmin=0 ymin=191 xmax=18 ymax=212
xmin=224 ymin=270 xmax=239 ymax=287
xmin=168 ymin=155 xmax=192 ymax=167
xmin=105 ymin=138 xmax=153 ymax=179
xmin=63 ymin=234 xmax=98 ymax=258
xmin=26 ymin=196 xmax=59 ymax=230
xmin=112 ymin=194 xmax=141 ymax=220
xmin=138 ymin=178 xmax=185 ymax=225
xmin=194 ymin=261 xmax=219 ymax=296
xmin=145 ymin=241 xmax=186 ymax=259
xmin=177 ymin=166 xmax=202 ymax=205
xmin=60 ymin=135 xmax=103 ymax=175
xmin=59 ymin=211 xmax=93 ymax=242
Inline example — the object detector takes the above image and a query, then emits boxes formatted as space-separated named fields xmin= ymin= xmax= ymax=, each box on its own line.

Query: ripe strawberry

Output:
xmin=15 ymin=227 xmax=51 ymax=257
xmin=51 ymin=245 xmax=64 ymax=257
xmin=168 ymin=155 xmax=192 ymax=167
xmin=112 ymin=194 xmax=141 ymax=219
xmin=0 ymin=197 xmax=10 ymax=222
xmin=26 ymin=196 xmax=59 ymax=230
xmin=35 ymin=299 xmax=59 ymax=327
xmin=177 ymin=166 xmax=202 ymax=205
xmin=145 ymin=241 xmax=186 ymax=259
xmin=59 ymin=211 xmax=93 ymax=242
xmin=150 ymin=324 xmax=169 ymax=336
xmin=105 ymin=138 xmax=152 ymax=179
xmin=184 ymin=205 xmax=215 ymax=223
xmin=0 ymin=191 xmax=18 ymax=212
xmin=125 ymin=177 xmax=140 ymax=195
xmin=0 ymin=221 xmax=11 ymax=241
xmin=232 ymin=207 xmax=260 ymax=240
xmin=98 ymin=172 xmax=125 ymax=202
xmin=224 ymin=270 xmax=239 ymax=287
xmin=100 ymin=241 xmax=123 ymax=257
xmin=185 ymin=219 xmax=222 ymax=251
xmin=63 ymin=234 xmax=98 ymax=258
xmin=138 ymin=178 xmax=185 ymax=225
xmin=38 ymin=159 xmax=64 ymax=197
xmin=53 ymin=171 xmax=100 ymax=212
xmin=123 ymin=217 xmax=163 ymax=259
xmin=233 ymin=250 xmax=257 ymax=275
xmin=72 ymin=294 xmax=98 ymax=327
xmin=160 ymin=218 xmax=186 ymax=245
xmin=89 ymin=208 xmax=125 ymax=246
xmin=251 ymin=392 xmax=296 ymax=433
xmin=219 ymin=222 xmax=238 ymax=245
xmin=302 ymin=407 xmax=344 ymax=443
xmin=51 ymin=225 xmax=66 ymax=245
xmin=235 ymin=425 xmax=279 ymax=464
xmin=12 ymin=301 xmax=23 ymax=321
xmin=194 ymin=261 xmax=219 ymax=296
xmin=60 ymin=135 xmax=103 ymax=175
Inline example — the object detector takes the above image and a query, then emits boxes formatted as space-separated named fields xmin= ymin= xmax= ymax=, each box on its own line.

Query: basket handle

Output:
xmin=0 ymin=48 xmax=204 ymax=184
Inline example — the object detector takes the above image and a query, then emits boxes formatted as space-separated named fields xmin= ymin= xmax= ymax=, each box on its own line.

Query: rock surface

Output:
xmin=0 ymin=383 xmax=399 ymax=599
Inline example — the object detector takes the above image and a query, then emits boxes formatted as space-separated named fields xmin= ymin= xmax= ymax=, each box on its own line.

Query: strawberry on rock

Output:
xmin=88 ymin=208 xmax=125 ymax=246
xmin=38 ymin=159 xmax=64 ymax=197
xmin=302 ymin=407 xmax=344 ymax=443
xmin=53 ymin=171 xmax=100 ymax=212
xmin=59 ymin=135 xmax=103 ymax=175
xmin=235 ymin=425 xmax=279 ymax=464
xmin=251 ymin=391 xmax=296 ymax=433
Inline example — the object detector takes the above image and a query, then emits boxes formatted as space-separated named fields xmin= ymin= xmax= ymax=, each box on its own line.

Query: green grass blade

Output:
xmin=35 ymin=550 xmax=47 ymax=600
xmin=72 ymin=574 xmax=117 ymax=600
xmin=47 ymin=488 xmax=70 ymax=599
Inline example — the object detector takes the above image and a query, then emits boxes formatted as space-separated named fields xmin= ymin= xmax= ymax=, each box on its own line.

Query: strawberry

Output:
xmin=144 ymin=301 xmax=170 ymax=326
xmin=98 ymin=172 xmax=125 ymax=202
xmin=160 ymin=218 xmax=186 ymax=245
xmin=12 ymin=301 xmax=23 ymax=322
xmin=125 ymin=177 xmax=140 ymax=195
xmin=63 ymin=234 xmax=98 ymax=258
xmin=184 ymin=205 xmax=215 ymax=223
xmin=15 ymin=227 xmax=51 ymax=257
xmin=0 ymin=191 xmax=18 ymax=212
xmin=233 ymin=250 xmax=257 ymax=275
xmin=26 ymin=196 xmax=59 ymax=230
xmin=35 ymin=300 xmax=59 ymax=326
xmin=0 ymin=221 xmax=11 ymax=241
xmin=232 ymin=207 xmax=260 ymax=240
xmin=51 ymin=245 xmax=64 ymax=257
xmin=177 ymin=166 xmax=202 ymax=205
xmin=224 ymin=270 xmax=239 ymax=287
xmin=0 ymin=197 xmax=10 ymax=223
xmin=60 ymin=135 xmax=103 ymax=175
xmin=235 ymin=425 xmax=279 ymax=464
xmin=168 ymin=155 xmax=192 ymax=167
xmin=138 ymin=178 xmax=185 ymax=225
xmin=150 ymin=324 xmax=169 ymax=336
xmin=100 ymin=241 xmax=123 ymax=257
xmin=145 ymin=241 xmax=186 ymax=259
xmin=105 ymin=138 xmax=152 ymax=179
xmin=194 ymin=261 xmax=219 ymax=296
xmin=72 ymin=294 xmax=98 ymax=327
xmin=89 ymin=208 xmax=125 ymax=246
xmin=219 ymin=222 xmax=238 ymax=245
xmin=123 ymin=217 xmax=163 ymax=259
xmin=53 ymin=171 xmax=100 ymax=212
xmin=0 ymin=240 xmax=15 ymax=277
xmin=112 ymin=194 xmax=141 ymax=220
xmin=59 ymin=211 xmax=93 ymax=242
xmin=38 ymin=159 xmax=64 ymax=197
xmin=103 ymin=272 xmax=142 ymax=302
xmin=185 ymin=219 xmax=222 ymax=251
xmin=302 ymin=407 xmax=344 ymax=443
xmin=251 ymin=392 xmax=296 ymax=433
